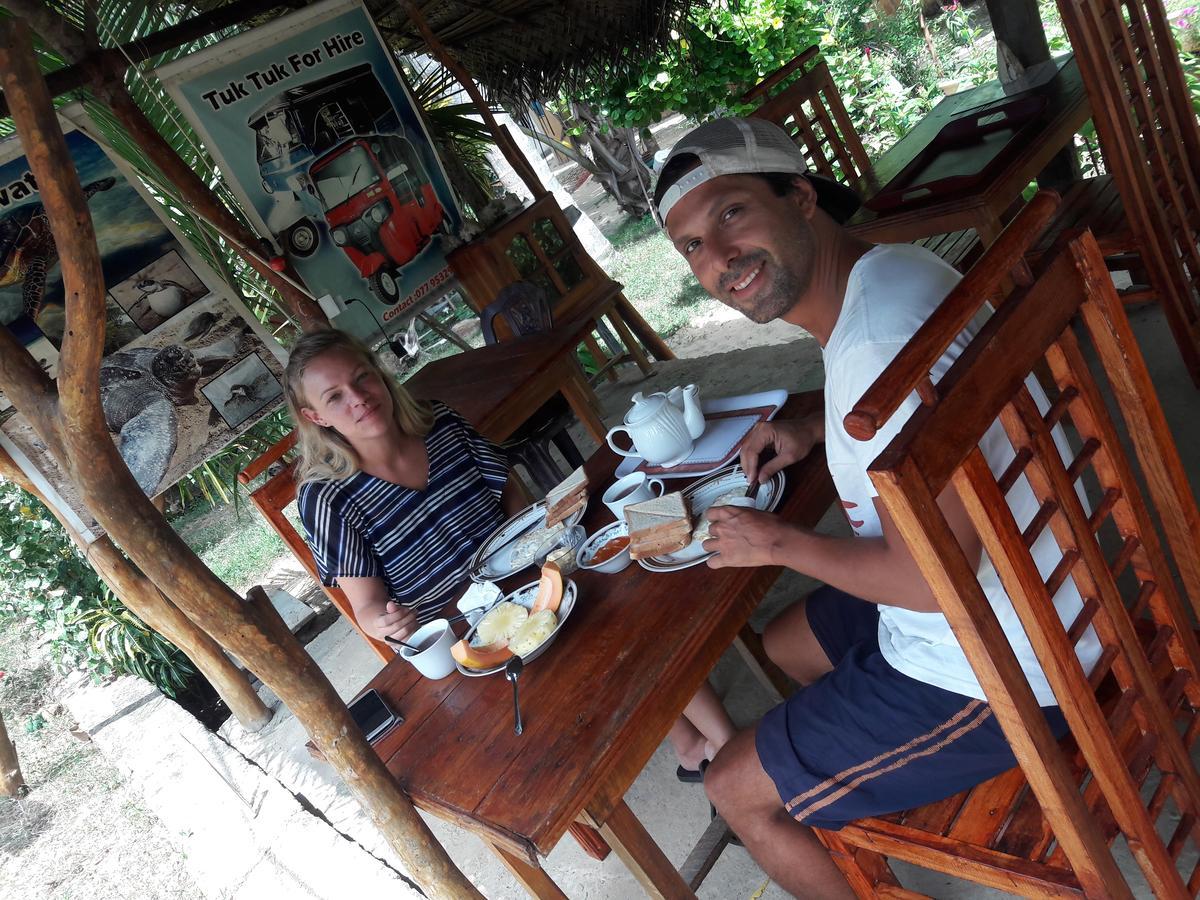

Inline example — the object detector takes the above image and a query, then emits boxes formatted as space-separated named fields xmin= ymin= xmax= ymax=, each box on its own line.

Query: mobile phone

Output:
xmin=348 ymin=689 xmax=401 ymax=743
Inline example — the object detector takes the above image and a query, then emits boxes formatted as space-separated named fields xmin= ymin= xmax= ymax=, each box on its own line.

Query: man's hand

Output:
xmin=702 ymin=506 xmax=792 ymax=569
xmin=739 ymin=415 xmax=823 ymax=485
xmin=372 ymin=600 xmax=417 ymax=641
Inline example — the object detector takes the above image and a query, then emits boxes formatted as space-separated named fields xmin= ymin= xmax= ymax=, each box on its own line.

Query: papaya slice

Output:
xmin=450 ymin=638 xmax=513 ymax=670
xmin=530 ymin=561 xmax=564 ymax=614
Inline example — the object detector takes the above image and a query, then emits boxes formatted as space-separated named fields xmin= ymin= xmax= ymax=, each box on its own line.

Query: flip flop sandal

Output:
xmin=675 ymin=760 xmax=709 ymax=783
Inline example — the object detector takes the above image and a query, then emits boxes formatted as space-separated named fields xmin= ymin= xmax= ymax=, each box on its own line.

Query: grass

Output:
xmin=171 ymin=502 xmax=288 ymax=595
xmin=608 ymin=216 xmax=721 ymax=340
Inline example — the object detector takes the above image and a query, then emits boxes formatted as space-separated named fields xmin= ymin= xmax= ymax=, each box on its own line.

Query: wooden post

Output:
xmin=3 ymin=0 xmax=329 ymax=333
xmin=0 ymin=21 xmax=482 ymax=899
xmin=0 ymin=448 xmax=272 ymax=731
xmin=402 ymin=0 xmax=547 ymax=200
xmin=984 ymin=0 xmax=1080 ymax=189
xmin=0 ymin=710 xmax=27 ymax=798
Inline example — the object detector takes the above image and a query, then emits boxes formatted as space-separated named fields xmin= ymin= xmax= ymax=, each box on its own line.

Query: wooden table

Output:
xmin=358 ymin=393 xmax=837 ymax=897
xmin=403 ymin=309 xmax=610 ymax=446
xmin=846 ymin=55 xmax=1091 ymax=246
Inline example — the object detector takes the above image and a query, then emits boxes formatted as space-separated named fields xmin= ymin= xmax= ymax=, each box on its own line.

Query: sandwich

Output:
xmin=545 ymin=466 xmax=589 ymax=526
xmin=624 ymin=491 xmax=692 ymax=559
xmin=692 ymin=490 xmax=756 ymax=543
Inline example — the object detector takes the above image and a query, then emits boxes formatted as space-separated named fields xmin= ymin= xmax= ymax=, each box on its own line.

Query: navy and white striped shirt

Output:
xmin=298 ymin=402 xmax=508 ymax=624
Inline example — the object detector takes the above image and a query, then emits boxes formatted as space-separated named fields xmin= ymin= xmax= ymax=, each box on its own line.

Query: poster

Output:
xmin=157 ymin=0 xmax=465 ymax=342
xmin=0 ymin=110 xmax=287 ymax=540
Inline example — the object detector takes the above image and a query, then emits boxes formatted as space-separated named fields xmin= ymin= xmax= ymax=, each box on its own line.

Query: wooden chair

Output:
xmin=819 ymin=193 xmax=1200 ymax=897
xmin=745 ymin=49 xmax=983 ymax=273
xmin=1045 ymin=0 xmax=1200 ymax=385
xmin=479 ymin=282 xmax=586 ymax=492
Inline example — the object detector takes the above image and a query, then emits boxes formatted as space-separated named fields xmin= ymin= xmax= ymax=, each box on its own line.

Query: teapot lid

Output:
xmin=626 ymin=391 xmax=667 ymax=424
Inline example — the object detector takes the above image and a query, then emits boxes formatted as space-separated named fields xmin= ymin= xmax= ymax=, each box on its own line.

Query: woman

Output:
xmin=284 ymin=329 xmax=528 ymax=643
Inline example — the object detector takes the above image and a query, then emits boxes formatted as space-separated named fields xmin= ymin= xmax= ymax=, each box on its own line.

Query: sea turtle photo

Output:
xmin=0 ymin=177 xmax=117 ymax=319
xmin=99 ymin=327 xmax=249 ymax=495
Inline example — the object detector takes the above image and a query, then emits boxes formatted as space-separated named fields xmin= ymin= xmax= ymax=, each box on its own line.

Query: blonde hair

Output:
xmin=284 ymin=329 xmax=433 ymax=485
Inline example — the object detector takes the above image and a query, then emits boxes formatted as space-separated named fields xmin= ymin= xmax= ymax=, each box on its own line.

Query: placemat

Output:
xmin=634 ymin=405 xmax=774 ymax=476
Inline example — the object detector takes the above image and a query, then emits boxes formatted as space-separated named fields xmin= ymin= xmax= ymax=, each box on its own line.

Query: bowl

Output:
xmin=577 ymin=521 xmax=633 ymax=574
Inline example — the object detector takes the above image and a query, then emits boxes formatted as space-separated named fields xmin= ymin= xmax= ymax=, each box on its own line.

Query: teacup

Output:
xmin=603 ymin=472 xmax=666 ymax=521
xmin=398 ymin=618 xmax=457 ymax=679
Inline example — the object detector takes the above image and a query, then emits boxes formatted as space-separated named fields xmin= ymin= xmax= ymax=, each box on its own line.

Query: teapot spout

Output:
xmin=681 ymin=384 xmax=706 ymax=439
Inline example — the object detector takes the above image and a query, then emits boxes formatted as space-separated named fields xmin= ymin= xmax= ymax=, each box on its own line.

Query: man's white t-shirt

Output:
xmin=822 ymin=244 xmax=1101 ymax=706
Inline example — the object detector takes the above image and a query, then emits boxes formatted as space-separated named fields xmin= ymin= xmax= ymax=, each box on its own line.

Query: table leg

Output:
xmin=733 ymin=625 xmax=792 ymax=704
xmin=560 ymin=371 xmax=608 ymax=445
xmin=606 ymin=308 xmax=655 ymax=376
xmin=583 ymin=331 xmax=619 ymax=383
xmin=569 ymin=820 xmax=612 ymax=860
xmin=616 ymin=295 xmax=676 ymax=362
xmin=487 ymin=840 xmax=569 ymax=900
xmin=591 ymin=801 xmax=698 ymax=899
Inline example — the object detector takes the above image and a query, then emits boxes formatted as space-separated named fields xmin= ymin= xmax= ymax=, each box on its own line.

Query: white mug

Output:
xmin=399 ymin=618 xmax=457 ymax=679
xmin=603 ymin=472 xmax=666 ymax=521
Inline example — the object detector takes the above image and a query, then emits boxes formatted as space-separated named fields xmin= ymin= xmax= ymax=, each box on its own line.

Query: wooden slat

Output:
xmin=955 ymin=447 xmax=1181 ymax=896
xmin=845 ymin=192 xmax=1060 ymax=443
xmin=873 ymin=452 xmax=1130 ymax=898
xmin=836 ymin=819 xmax=1084 ymax=898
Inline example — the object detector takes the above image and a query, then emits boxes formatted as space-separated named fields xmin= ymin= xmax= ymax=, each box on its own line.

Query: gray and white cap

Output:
xmin=653 ymin=117 xmax=861 ymax=225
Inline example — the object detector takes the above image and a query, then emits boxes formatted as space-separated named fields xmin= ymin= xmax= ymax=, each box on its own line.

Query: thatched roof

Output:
xmin=360 ymin=1 xmax=700 ymax=103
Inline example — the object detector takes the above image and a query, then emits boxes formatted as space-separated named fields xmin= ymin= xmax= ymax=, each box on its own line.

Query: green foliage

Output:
xmin=0 ymin=482 xmax=193 ymax=697
xmin=571 ymin=0 xmax=940 ymax=160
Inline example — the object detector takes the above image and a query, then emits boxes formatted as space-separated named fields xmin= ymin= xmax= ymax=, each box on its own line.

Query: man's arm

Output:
xmin=703 ymin=485 xmax=984 ymax=613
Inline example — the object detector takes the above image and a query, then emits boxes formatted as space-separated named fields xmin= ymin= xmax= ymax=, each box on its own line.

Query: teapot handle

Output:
xmin=605 ymin=426 xmax=641 ymax=459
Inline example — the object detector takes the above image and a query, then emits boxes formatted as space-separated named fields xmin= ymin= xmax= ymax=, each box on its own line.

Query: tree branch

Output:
xmin=515 ymin=124 xmax=603 ymax=175
xmin=1 ymin=0 xmax=91 ymax=60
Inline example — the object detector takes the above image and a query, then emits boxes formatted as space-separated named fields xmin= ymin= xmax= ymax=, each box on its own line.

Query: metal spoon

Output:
xmin=383 ymin=635 xmax=421 ymax=653
xmin=505 ymin=656 xmax=524 ymax=736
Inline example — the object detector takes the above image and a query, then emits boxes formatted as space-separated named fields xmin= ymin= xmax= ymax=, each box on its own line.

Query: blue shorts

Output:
xmin=755 ymin=587 xmax=1069 ymax=831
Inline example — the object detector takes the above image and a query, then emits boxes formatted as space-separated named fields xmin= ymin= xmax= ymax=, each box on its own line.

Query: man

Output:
xmin=655 ymin=118 xmax=1098 ymax=898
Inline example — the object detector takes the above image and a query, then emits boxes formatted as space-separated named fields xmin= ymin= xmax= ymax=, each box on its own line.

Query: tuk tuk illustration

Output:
xmin=248 ymin=63 xmax=400 ymax=257
xmin=310 ymin=132 xmax=446 ymax=302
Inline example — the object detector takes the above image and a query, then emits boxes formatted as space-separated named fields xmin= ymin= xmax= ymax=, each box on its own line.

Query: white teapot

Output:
xmin=606 ymin=390 xmax=695 ymax=467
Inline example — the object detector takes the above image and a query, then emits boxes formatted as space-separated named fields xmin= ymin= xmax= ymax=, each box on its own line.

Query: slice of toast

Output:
xmin=625 ymin=491 xmax=692 ymax=558
xmin=628 ymin=521 xmax=693 ymax=559
xmin=545 ymin=466 xmax=589 ymax=526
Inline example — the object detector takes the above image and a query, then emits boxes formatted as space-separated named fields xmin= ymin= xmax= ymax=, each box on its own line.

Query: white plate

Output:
xmin=468 ymin=501 xmax=586 ymax=582
xmin=613 ymin=389 xmax=789 ymax=480
xmin=638 ymin=466 xmax=786 ymax=573
xmin=455 ymin=579 xmax=578 ymax=676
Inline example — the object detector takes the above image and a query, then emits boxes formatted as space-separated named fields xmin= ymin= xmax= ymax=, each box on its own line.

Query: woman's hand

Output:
xmin=701 ymin=506 xmax=792 ymax=569
xmin=739 ymin=415 xmax=823 ymax=485
xmin=373 ymin=601 xmax=417 ymax=642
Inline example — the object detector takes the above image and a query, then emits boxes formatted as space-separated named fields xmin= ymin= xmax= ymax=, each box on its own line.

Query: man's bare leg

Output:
xmin=762 ymin=593 xmax=835 ymax=685
xmin=706 ymin=727 xmax=855 ymax=899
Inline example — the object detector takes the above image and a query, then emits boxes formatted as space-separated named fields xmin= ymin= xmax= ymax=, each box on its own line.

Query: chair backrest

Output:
xmin=1055 ymin=0 xmax=1200 ymax=381
xmin=847 ymin=193 xmax=1200 ymax=896
xmin=479 ymin=281 xmax=553 ymax=345
xmin=748 ymin=56 xmax=874 ymax=190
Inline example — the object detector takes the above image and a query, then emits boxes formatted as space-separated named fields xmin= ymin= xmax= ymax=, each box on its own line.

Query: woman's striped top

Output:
xmin=298 ymin=402 xmax=508 ymax=625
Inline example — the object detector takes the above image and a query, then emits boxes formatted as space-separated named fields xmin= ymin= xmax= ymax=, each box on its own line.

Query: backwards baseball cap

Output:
xmin=653 ymin=117 xmax=861 ymax=226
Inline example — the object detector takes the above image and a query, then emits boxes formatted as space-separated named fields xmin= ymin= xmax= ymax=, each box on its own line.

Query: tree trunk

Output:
xmin=0 ymin=711 xmax=25 ymax=798
xmin=568 ymin=101 xmax=653 ymax=217
xmin=0 ymin=21 xmax=481 ymax=899
xmin=0 ymin=448 xmax=271 ymax=730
